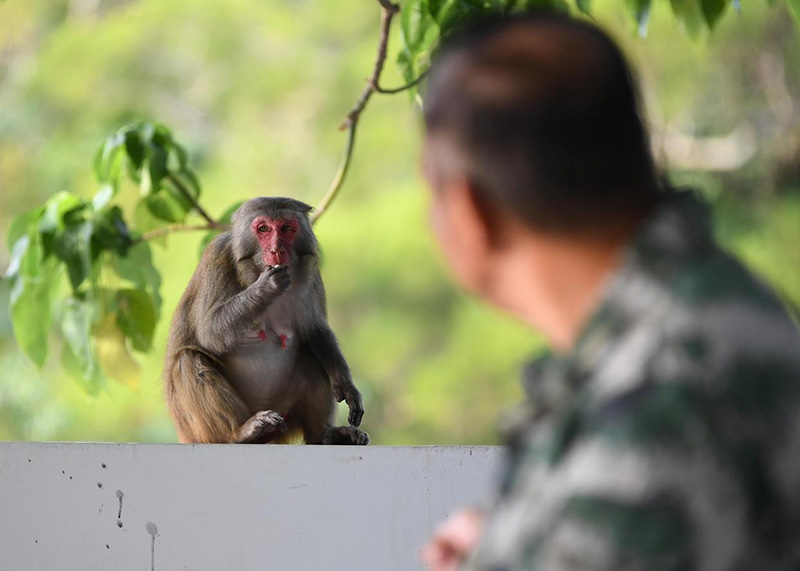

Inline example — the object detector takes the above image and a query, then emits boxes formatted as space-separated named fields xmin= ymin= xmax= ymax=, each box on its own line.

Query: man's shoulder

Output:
xmin=595 ymin=237 xmax=800 ymax=387
xmin=583 ymin=254 xmax=800 ymax=452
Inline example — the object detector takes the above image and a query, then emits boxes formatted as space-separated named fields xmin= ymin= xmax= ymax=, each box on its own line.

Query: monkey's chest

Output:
xmin=222 ymin=305 xmax=300 ymax=412
xmin=223 ymin=338 xmax=299 ymax=411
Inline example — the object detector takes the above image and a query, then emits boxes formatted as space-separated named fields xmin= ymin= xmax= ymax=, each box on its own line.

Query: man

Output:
xmin=421 ymin=11 xmax=800 ymax=571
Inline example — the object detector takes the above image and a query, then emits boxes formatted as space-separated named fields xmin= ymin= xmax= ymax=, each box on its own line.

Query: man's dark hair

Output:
xmin=424 ymin=11 xmax=661 ymax=232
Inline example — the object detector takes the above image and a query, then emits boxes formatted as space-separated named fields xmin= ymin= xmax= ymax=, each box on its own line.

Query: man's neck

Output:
xmin=490 ymin=226 xmax=637 ymax=353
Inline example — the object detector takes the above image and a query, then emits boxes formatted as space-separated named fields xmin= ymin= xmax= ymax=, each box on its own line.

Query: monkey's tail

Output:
xmin=166 ymin=347 xmax=251 ymax=444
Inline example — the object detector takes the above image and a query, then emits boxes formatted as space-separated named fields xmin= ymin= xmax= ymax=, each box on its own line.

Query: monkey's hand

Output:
xmin=236 ymin=410 xmax=289 ymax=443
xmin=257 ymin=265 xmax=291 ymax=298
xmin=332 ymin=378 xmax=364 ymax=427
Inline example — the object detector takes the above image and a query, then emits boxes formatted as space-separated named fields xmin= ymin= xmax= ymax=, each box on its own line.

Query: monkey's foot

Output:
xmin=237 ymin=410 xmax=289 ymax=444
xmin=322 ymin=426 xmax=370 ymax=446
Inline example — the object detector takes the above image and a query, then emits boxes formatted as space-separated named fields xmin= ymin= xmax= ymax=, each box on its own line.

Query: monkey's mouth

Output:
xmin=267 ymin=265 xmax=285 ymax=269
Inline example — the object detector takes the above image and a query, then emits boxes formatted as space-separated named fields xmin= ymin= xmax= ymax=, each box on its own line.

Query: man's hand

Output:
xmin=422 ymin=509 xmax=485 ymax=571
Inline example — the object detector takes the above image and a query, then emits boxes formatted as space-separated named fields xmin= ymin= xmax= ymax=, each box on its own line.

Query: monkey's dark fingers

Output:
xmin=346 ymin=390 xmax=365 ymax=427
xmin=256 ymin=410 xmax=288 ymax=433
xmin=262 ymin=266 xmax=292 ymax=295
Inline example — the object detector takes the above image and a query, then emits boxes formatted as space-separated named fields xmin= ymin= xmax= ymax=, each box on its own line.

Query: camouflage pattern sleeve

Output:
xmin=466 ymin=189 xmax=800 ymax=571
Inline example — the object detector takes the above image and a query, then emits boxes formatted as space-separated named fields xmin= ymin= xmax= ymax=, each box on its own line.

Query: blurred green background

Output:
xmin=0 ymin=0 xmax=798 ymax=444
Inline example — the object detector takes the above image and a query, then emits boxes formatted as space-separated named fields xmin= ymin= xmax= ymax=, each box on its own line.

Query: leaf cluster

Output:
xmin=395 ymin=0 xmax=782 ymax=96
xmin=2 ymin=122 xmax=230 ymax=390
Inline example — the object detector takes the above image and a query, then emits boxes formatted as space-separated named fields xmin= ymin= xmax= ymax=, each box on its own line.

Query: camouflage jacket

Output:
xmin=468 ymin=190 xmax=800 ymax=571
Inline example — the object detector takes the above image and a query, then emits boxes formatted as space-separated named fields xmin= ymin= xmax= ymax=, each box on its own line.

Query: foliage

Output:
xmin=3 ymin=122 xmax=206 ymax=390
xmin=395 ymin=0 xmax=799 ymax=98
xmin=4 ymin=0 xmax=796 ymax=390
xmin=0 ymin=0 xmax=798 ymax=443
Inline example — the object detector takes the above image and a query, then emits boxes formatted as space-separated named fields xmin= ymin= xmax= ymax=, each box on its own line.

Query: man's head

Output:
xmin=423 ymin=12 xmax=659 ymax=299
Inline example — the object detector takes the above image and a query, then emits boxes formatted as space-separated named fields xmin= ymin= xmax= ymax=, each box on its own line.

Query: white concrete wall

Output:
xmin=0 ymin=443 xmax=504 ymax=571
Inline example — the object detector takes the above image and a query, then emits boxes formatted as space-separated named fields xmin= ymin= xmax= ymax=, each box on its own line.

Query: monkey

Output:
xmin=164 ymin=197 xmax=369 ymax=445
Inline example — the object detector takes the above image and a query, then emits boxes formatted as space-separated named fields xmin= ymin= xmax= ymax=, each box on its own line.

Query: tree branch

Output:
xmin=338 ymin=0 xmax=400 ymax=131
xmin=373 ymin=68 xmax=429 ymax=94
xmin=166 ymin=172 xmax=221 ymax=228
xmin=313 ymin=0 xmax=399 ymax=226
xmin=135 ymin=223 xmax=228 ymax=244
xmin=311 ymin=122 xmax=357 ymax=225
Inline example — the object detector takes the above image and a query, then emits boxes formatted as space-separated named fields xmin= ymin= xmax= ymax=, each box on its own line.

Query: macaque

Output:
xmin=164 ymin=197 xmax=369 ymax=445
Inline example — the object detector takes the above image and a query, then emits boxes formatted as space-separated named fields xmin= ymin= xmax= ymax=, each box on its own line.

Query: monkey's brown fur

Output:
xmin=164 ymin=197 xmax=368 ymax=445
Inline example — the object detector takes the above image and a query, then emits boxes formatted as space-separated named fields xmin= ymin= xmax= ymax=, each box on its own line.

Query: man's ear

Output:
xmin=441 ymin=177 xmax=494 ymax=255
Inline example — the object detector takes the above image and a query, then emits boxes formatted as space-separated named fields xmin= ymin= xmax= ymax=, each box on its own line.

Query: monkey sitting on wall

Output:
xmin=164 ymin=197 xmax=369 ymax=445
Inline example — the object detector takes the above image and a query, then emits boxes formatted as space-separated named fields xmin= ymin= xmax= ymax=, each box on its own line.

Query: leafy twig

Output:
xmin=136 ymin=223 xmax=228 ymax=244
xmin=166 ymin=172 xmax=222 ymax=228
xmin=313 ymin=0 xmax=399 ymax=225
xmin=373 ymin=68 xmax=429 ymax=94
xmin=311 ymin=122 xmax=358 ymax=225
xmin=339 ymin=0 xmax=400 ymax=131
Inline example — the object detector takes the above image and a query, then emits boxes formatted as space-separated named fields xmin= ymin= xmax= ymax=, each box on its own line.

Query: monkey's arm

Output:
xmin=195 ymin=265 xmax=290 ymax=355
xmin=305 ymin=327 xmax=364 ymax=427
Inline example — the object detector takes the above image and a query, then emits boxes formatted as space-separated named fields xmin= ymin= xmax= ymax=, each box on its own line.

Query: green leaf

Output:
xmin=576 ymin=0 xmax=592 ymax=14
xmin=176 ymin=168 xmax=202 ymax=196
xmin=123 ymin=129 xmax=145 ymax=170
xmin=518 ymin=0 xmax=569 ymax=11
xmin=9 ymin=232 xmax=57 ymax=368
xmin=426 ymin=0 xmax=472 ymax=34
xmin=115 ymin=288 xmax=157 ymax=352
xmin=38 ymin=191 xmax=84 ymax=235
xmin=402 ymin=0 xmax=433 ymax=55
xmin=7 ymin=206 xmax=44 ymax=250
xmin=7 ymin=222 xmax=46 ymax=284
xmin=133 ymin=199 xmax=171 ymax=239
xmin=397 ymin=48 xmax=417 ymax=85
xmin=148 ymin=144 xmax=168 ymax=190
xmin=137 ymin=121 xmax=156 ymax=143
xmin=92 ymin=183 xmax=116 ymax=210
xmin=92 ymin=206 xmax=132 ymax=258
xmin=701 ymin=0 xmax=728 ymax=28
xmin=163 ymin=172 xmax=200 ymax=213
xmin=10 ymin=276 xmax=53 ymax=368
xmin=61 ymin=295 xmax=104 ymax=393
xmin=115 ymin=242 xmax=162 ymax=315
xmin=150 ymin=123 xmax=174 ymax=146
xmin=627 ymin=0 xmax=653 ymax=36
xmin=93 ymin=132 xmax=125 ymax=184
xmin=670 ymin=0 xmax=707 ymax=36
xmin=5 ymin=234 xmax=30 ymax=280
xmin=140 ymin=144 xmax=168 ymax=195
xmin=168 ymin=142 xmax=189 ymax=172
xmin=143 ymin=190 xmax=189 ymax=223
xmin=94 ymin=313 xmax=141 ymax=388
xmin=788 ymin=0 xmax=799 ymax=20
xmin=54 ymin=220 xmax=94 ymax=290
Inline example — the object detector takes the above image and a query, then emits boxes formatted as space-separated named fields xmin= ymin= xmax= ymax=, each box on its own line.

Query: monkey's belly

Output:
xmin=222 ymin=341 xmax=301 ymax=414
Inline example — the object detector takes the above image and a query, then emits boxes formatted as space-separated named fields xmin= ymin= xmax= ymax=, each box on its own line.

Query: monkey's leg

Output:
xmin=323 ymin=426 xmax=370 ymax=446
xmin=237 ymin=410 xmax=289 ymax=444
xmin=292 ymin=348 xmax=369 ymax=445
xmin=167 ymin=349 xmax=286 ymax=444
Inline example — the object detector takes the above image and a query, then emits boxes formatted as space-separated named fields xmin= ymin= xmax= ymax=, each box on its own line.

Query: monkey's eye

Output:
xmin=281 ymin=224 xmax=293 ymax=233
xmin=257 ymin=224 xmax=270 ymax=233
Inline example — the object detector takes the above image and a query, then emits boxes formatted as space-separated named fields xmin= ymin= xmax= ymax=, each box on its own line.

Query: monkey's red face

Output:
xmin=251 ymin=216 xmax=299 ymax=267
